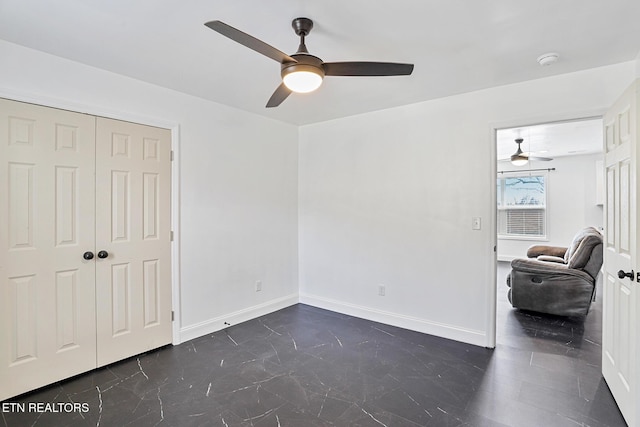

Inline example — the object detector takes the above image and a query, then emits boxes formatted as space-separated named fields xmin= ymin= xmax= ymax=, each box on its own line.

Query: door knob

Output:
xmin=617 ymin=269 xmax=634 ymax=280
xmin=83 ymin=251 xmax=94 ymax=260
xmin=97 ymin=250 xmax=109 ymax=259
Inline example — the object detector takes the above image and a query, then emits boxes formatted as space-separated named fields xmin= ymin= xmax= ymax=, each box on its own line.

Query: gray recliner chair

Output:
xmin=506 ymin=227 xmax=603 ymax=316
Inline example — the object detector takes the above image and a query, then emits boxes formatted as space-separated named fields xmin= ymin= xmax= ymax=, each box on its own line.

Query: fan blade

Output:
xmin=266 ymin=83 xmax=292 ymax=108
xmin=323 ymin=62 xmax=414 ymax=76
xmin=205 ymin=21 xmax=296 ymax=64
xmin=521 ymin=151 xmax=553 ymax=161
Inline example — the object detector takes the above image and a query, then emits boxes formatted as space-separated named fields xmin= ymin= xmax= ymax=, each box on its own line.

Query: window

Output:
xmin=497 ymin=174 xmax=547 ymax=238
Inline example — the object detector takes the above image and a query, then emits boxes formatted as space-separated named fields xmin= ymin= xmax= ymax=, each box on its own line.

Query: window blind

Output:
xmin=504 ymin=208 xmax=545 ymax=236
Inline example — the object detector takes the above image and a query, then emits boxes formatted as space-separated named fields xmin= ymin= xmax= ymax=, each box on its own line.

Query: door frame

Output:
xmin=0 ymin=90 xmax=183 ymax=345
xmin=486 ymin=108 xmax=607 ymax=348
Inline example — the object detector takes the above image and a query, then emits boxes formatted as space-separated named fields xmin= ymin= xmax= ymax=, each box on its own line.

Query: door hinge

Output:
xmin=170 ymin=230 xmax=174 ymax=241
xmin=171 ymin=311 xmax=175 ymax=321
xmin=170 ymin=150 xmax=174 ymax=161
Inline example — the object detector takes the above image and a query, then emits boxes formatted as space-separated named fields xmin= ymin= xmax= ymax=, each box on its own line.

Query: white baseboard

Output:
xmin=178 ymin=293 xmax=299 ymax=344
xmin=178 ymin=292 xmax=488 ymax=348
xmin=299 ymin=292 xmax=487 ymax=347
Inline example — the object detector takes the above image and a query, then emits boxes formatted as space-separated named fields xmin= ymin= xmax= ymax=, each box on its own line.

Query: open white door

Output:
xmin=602 ymin=80 xmax=639 ymax=426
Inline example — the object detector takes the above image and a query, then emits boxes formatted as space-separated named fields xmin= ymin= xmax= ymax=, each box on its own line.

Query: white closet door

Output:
xmin=0 ymin=99 xmax=97 ymax=401
xmin=95 ymin=117 xmax=172 ymax=367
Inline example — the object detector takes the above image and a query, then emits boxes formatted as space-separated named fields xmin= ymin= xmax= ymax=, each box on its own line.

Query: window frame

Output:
xmin=497 ymin=171 xmax=549 ymax=240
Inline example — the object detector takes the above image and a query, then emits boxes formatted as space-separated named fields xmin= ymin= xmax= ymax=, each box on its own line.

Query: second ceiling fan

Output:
xmin=205 ymin=18 xmax=414 ymax=108
xmin=508 ymin=138 xmax=553 ymax=166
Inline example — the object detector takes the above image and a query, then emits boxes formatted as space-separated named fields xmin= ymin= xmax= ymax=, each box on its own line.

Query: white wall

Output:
xmin=497 ymin=153 xmax=604 ymax=260
xmin=0 ymin=40 xmax=300 ymax=343
xmin=3 ymin=39 xmax=636 ymax=349
xmin=298 ymin=62 xmax=635 ymax=346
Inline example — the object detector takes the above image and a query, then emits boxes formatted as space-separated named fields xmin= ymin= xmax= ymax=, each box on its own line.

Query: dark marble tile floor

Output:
xmin=1 ymin=263 xmax=626 ymax=426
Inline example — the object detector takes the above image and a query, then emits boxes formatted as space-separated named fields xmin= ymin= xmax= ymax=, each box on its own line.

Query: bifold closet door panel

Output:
xmin=94 ymin=117 xmax=172 ymax=367
xmin=0 ymin=98 xmax=97 ymax=401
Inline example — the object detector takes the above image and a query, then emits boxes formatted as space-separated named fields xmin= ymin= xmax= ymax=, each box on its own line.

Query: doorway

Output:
xmin=494 ymin=117 xmax=604 ymax=340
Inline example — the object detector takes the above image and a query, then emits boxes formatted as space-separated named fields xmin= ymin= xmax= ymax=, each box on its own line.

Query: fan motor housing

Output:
xmin=281 ymin=54 xmax=325 ymax=79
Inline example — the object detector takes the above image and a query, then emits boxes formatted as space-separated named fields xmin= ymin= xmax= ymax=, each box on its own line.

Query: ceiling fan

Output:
xmin=507 ymin=138 xmax=552 ymax=166
xmin=204 ymin=18 xmax=414 ymax=108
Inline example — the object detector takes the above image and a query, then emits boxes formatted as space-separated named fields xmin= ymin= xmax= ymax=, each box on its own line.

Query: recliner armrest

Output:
xmin=536 ymin=255 xmax=566 ymax=263
xmin=526 ymin=245 xmax=568 ymax=259
xmin=510 ymin=258 xmax=593 ymax=282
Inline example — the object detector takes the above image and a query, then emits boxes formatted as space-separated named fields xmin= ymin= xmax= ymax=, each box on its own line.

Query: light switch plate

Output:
xmin=472 ymin=217 xmax=481 ymax=230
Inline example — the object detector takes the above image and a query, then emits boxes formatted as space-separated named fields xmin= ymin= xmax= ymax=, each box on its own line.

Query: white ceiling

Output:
xmin=497 ymin=118 xmax=603 ymax=162
xmin=1 ymin=1 xmax=639 ymax=126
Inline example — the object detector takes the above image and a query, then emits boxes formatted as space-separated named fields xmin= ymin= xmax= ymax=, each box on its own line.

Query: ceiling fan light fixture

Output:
xmin=511 ymin=156 xmax=529 ymax=166
xmin=282 ymin=64 xmax=324 ymax=93
xmin=283 ymin=70 xmax=323 ymax=93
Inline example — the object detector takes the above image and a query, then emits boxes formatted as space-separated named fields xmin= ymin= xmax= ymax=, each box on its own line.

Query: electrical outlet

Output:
xmin=255 ymin=280 xmax=262 ymax=292
xmin=378 ymin=284 xmax=386 ymax=296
